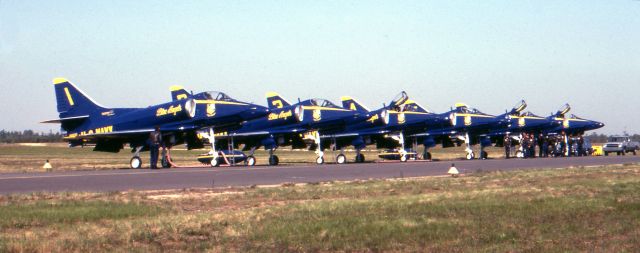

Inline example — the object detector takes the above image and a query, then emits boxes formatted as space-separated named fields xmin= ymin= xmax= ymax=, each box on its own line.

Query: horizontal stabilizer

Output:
xmin=41 ymin=115 xmax=90 ymax=124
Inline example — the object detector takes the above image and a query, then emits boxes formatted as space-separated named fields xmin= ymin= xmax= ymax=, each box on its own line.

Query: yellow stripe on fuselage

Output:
xmin=388 ymin=111 xmax=430 ymax=115
xmin=511 ymin=116 xmax=544 ymax=120
xmin=554 ymin=117 xmax=588 ymax=122
xmin=194 ymin=100 xmax=248 ymax=106
xmin=64 ymin=87 xmax=74 ymax=106
xmin=455 ymin=113 xmax=494 ymax=118
xmin=301 ymin=106 xmax=350 ymax=111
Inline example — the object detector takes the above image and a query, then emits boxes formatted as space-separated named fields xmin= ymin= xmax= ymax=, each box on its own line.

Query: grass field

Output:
xmin=0 ymin=143 xmax=506 ymax=173
xmin=1 ymin=164 xmax=639 ymax=252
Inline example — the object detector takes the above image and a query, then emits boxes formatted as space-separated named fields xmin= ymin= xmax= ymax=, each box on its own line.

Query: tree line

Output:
xmin=0 ymin=129 xmax=638 ymax=144
xmin=0 ymin=130 xmax=64 ymax=143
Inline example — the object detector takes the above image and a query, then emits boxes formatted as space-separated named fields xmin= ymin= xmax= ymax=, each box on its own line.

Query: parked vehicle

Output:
xmin=602 ymin=136 xmax=639 ymax=156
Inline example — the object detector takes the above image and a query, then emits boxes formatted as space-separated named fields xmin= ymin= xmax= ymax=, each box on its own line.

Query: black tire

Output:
xmin=355 ymin=154 xmax=365 ymax=163
xmin=161 ymin=156 xmax=171 ymax=168
xmin=210 ymin=158 xmax=219 ymax=167
xmin=130 ymin=156 xmax=142 ymax=169
xmin=424 ymin=152 xmax=432 ymax=160
xmin=268 ymin=155 xmax=279 ymax=166
xmin=246 ymin=155 xmax=256 ymax=166
xmin=336 ymin=154 xmax=347 ymax=164
xmin=633 ymin=150 xmax=637 ymax=156
xmin=481 ymin=151 xmax=488 ymax=160
xmin=604 ymin=152 xmax=608 ymax=156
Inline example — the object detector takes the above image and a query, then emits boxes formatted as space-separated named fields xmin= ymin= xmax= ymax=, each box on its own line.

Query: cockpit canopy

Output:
xmin=202 ymin=91 xmax=237 ymax=102
xmin=304 ymin=98 xmax=341 ymax=108
xmin=568 ymin=114 xmax=585 ymax=120
xmin=397 ymin=100 xmax=430 ymax=113
xmin=511 ymin=100 xmax=527 ymax=114
xmin=520 ymin=111 xmax=542 ymax=118
xmin=390 ymin=91 xmax=409 ymax=107
xmin=555 ymin=104 xmax=571 ymax=116
xmin=454 ymin=103 xmax=490 ymax=116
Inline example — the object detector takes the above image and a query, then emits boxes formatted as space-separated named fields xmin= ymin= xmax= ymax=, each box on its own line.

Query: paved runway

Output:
xmin=1 ymin=156 xmax=639 ymax=194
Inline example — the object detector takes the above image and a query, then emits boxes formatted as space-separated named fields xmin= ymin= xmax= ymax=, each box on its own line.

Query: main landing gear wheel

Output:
xmin=130 ymin=156 xmax=142 ymax=169
xmin=246 ymin=155 xmax=256 ymax=166
xmin=355 ymin=154 xmax=365 ymax=163
xmin=423 ymin=152 xmax=432 ymax=160
xmin=400 ymin=154 xmax=408 ymax=162
xmin=210 ymin=158 xmax=219 ymax=167
xmin=161 ymin=156 xmax=171 ymax=168
xmin=481 ymin=151 xmax=488 ymax=160
xmin=316 ymin=156 xmax=325 ymax=165
xmin=269 ymin=155 xmax=279 ymax=166
xmin=604 ymin=151 xmax=609 ymax=156
xmin=466 ymin=152 xmax=475 ymax=160
xmin=336 ymin=154 xmax=347 ymax=164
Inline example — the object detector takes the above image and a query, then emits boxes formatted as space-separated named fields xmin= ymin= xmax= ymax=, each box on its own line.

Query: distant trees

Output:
xmin=0 ymin=130 xmax=63 ymax=143
xmin=584 ymin=132 xmax=640 ymax=143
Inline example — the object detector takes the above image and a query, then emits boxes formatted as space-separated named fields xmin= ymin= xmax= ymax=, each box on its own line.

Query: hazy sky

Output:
xmin=1 ymin=1 xmax=638 ymax=134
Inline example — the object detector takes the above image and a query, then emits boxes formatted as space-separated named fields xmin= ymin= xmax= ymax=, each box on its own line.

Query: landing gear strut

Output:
xmin=268 ymin=148 xmax=279 ymax=166
xmin=312 ymin=131 xmax=325 ymax=164
xmin=464 ymin=133 xmax=475 ymax=160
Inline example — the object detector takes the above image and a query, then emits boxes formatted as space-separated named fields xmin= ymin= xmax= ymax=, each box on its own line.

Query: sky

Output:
xmin=0 ymin=1 xmax=638 ymax=134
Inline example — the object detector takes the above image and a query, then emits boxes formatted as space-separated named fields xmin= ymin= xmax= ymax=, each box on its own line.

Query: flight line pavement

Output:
xmin=1 ymin=156 xmax=639 ymax=194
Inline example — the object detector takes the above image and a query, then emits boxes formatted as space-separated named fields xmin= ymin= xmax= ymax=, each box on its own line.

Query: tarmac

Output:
xmin=1 ymin=156 xmax=639 ymax=194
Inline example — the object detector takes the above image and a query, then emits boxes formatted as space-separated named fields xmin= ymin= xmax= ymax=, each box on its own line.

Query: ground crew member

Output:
xmin=577 ymin=135 xmax=585 ymax=156
xmin=504 ymin=135 xmax=511 ymax=159
xmin=528 ymin=133 xmax=536 ymax=158
xmin=148 ymin=126 xmax=162 ymax=169
xmin=559 ymin=132 xmax=567 ymax=157
xmin=542 ymin=134 xmax=549 ymax=157
xmin=522 ymin=133 xmax=529 ymax=159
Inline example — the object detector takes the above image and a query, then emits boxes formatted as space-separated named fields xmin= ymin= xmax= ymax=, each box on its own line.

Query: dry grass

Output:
xmin=0 ymin=143 xmax=505 ymax=173
xmin=1 ymin=164 xmax=639 ymax=252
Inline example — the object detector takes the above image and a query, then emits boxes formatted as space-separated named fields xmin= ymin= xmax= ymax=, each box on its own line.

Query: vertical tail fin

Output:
xmin=340 ymin=96 xmax=370 ymax=113
xmin=265 ymin=92 xmax=291 ymax=109
xmin=170 ymin=85 xmax=191 ymax=101
xmin=53 ymin=78 xmax=106 ymax=116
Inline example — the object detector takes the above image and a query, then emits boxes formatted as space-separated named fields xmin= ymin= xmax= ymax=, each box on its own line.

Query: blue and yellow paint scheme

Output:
xmin=43 ymin=78 xmax=269 ymax=167
xmin=193 ymin=92 xmax=367 ymax=165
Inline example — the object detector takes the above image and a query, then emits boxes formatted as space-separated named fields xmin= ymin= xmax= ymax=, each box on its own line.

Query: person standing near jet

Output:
xmin=542 ymin=134 xmax=549 ymax=157
xmin=148 ymin=126 xmax=163 ymax=169
xmin=577 ymin=135 xmax=585 ymax=156
xmin=529 ymin=133 xmax=536 ymax=158
xmin=537 ymin=133 xmax=544 ymax=158
xmin=522 ymin=133 xmax=529 ymax=159
xmin=504 ymin=135 xmax=511 ymax=159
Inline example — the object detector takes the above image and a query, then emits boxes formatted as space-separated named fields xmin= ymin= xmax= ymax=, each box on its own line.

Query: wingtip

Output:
xmin=53 ymin=77 xmax=69 ymax=85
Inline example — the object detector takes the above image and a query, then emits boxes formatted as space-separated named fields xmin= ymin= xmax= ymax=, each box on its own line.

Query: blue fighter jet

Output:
xmin=185 ymin=92 xmax=369 ymax=166
xmin=43 ymin=78 xmax=268 ymax=168
xmin=321 ymin=92 xmax=451 ymax=163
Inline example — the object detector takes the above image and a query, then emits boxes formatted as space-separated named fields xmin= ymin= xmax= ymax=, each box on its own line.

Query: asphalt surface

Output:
xmin=1 ymin=156 xmax=639 ymax=194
